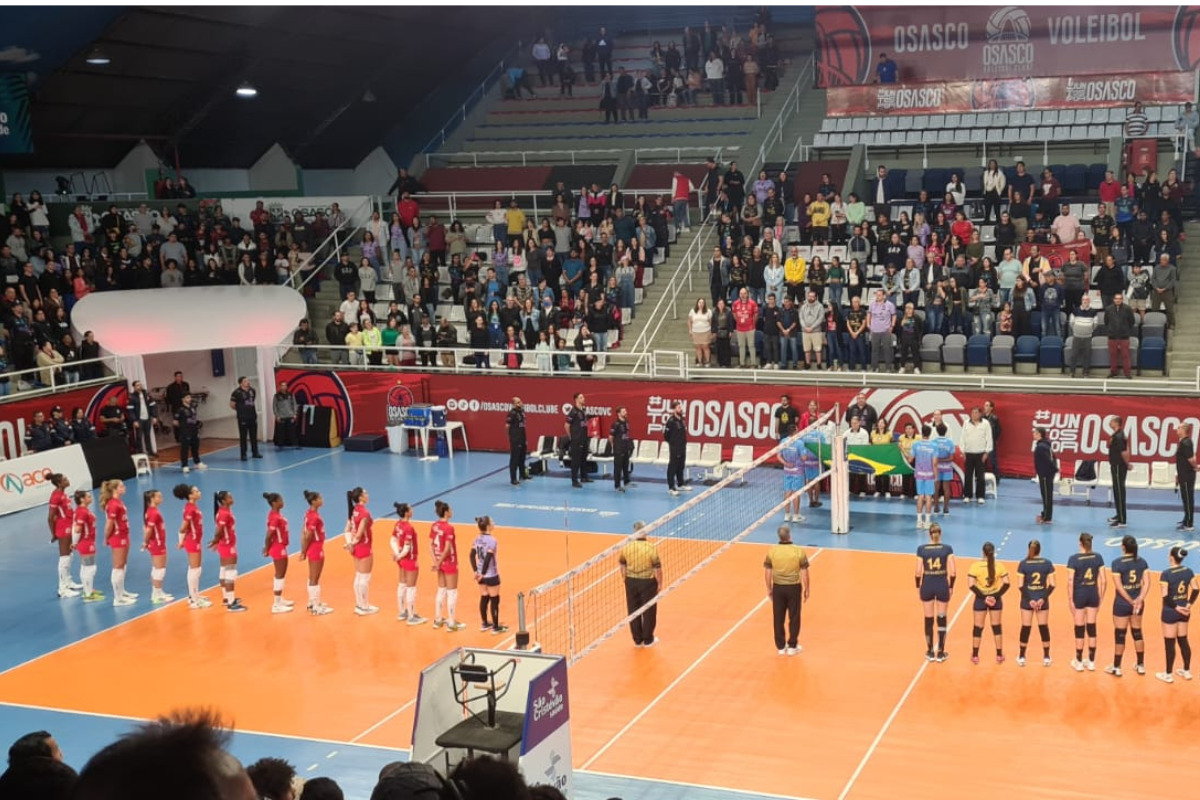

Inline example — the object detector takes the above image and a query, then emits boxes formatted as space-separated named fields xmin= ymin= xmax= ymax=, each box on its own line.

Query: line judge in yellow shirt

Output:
xmin=764 ymin=526 xmax=811 ymax=656
xmin=620 ymin=521 xmax=663 ymax=648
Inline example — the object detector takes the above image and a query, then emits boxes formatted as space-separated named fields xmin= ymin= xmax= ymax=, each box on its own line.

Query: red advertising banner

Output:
xmin=274 ymin=369 xmax=1200 ymax=479
xmin=825 ymin=71 xmax=1196 ymax=116
xmin=816 ymin=6 xmax=1195 ymax=86
xmin=1017 ymin=240 xmax=1092 ymax=267
xmin=0 ymin=381 xmax=128 ymax=461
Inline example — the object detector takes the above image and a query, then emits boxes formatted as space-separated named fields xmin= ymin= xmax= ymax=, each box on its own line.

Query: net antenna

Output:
xmin=529 ymin=404 xmax=841 ymax=664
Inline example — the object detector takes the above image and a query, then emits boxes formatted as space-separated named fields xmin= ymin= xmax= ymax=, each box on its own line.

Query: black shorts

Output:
xmin=919 ymin=583 xmax=949 ymax=603
xmin=479 ymin=575 xmax=501 ymax=587
xmin=973 ymin=595 xmax=1003 ymax=612
xmin=1112 ymin=598 xmax=1138 ymax=618
xmin=1073 ymin=588 xmax=1100 ymax=609
xmin=1020 ymin=595 xmax=1050 ymax=612
xmin=1162 ymin=607 xmax=1187 ymax=625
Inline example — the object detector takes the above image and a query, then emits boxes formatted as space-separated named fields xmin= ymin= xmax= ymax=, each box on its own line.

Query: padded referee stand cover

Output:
xmin=300 ymin=405 xmax=341 ymax=448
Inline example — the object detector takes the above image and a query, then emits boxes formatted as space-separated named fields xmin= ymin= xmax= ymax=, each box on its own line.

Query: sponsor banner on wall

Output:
xmin=0 ymin=74 xmax=33 ymax=155
xmin=0 ymin=381 xmax=127 ymax=461
xmin=218 ymin=196 xmax=372 ymax=231
xmin=0 ymin=444 xmax=92 ymax=516
xmin=825 ymin=71 xmax=1195 ymax=116
xmin=274 ymin=368 xmax=1200 ymax=478
xmin=815 ymin=6 xmax=1195 ymax=86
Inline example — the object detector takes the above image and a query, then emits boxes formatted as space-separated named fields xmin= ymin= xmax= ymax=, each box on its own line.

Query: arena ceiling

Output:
xmin=1 ymin=6 xmax=524 ymax=169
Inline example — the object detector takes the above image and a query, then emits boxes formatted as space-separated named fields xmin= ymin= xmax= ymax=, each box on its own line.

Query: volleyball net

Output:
xmin=526 ymin=405 xmax=844 ymax=664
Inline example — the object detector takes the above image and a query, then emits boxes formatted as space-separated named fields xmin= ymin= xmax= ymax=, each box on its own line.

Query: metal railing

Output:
xmin=0 ymin=355 xmax=123 ymax=404
xmin=289 ymin=197 xmax=373 ymax=294
xmin=278 ymin=343 xmax=652 ymax=376
xmin=372 ymin=187 xmax=685 ymax=226
xmin=756 ymin=53 xmax=814 ymax=172
xmin=419 ymin=54 xmax=516 ymax=155
xmin=425 ymin=144 xmax=738 ymax=170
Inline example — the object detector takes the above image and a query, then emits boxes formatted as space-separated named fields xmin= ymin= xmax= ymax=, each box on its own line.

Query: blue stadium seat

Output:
xmin=923 ymin=168 xmax=947 ymax=196
xmin=1062 ymin=164 xmax=1088 ymax=196
xmin=1039 ymin=335 xmax=1064 ymax=373
xmin=1029 ymin=314 xmax=1042 ymax=338
xmin=1014 ymin=335 xmax=1040 ymax=366
xmin=1141 ymin=336 xmax=1167 ymax=374
xmin=1086 ymin=163 xmax=1108 ymax=191
xmin=966 ymin=334 xmax=991 ymax=368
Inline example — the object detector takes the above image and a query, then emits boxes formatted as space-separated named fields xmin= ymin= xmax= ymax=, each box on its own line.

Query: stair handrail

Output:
xmin=755 ymin=52 xmax=815 ymax=176
xmin=290 ymin=197 xmax=373 ymax=295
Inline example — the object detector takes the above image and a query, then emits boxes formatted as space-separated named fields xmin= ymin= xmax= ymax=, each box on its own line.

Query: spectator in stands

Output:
xmin=531 ymin=36 xmax=554 ymax=86
xmin=876 ymin=52 xmax=897 ymax=84
xmin=995 ymin=247 xmax=1022 ymax=306
xmin=896 ymin=302 xmax=923 ymax=374
xmin=1150 ymin=252 xmax=1178 ymax=329
xmin=1124 ymin=101 xmax=1149 ymax=138
xmin=1068 ymin=295 xmax=1097 ymax=378
xmin=1106 ymin=292 xmax=1136 ymax=379
xmin=1130 ymin=208 xmax=1154 ymax=263
xmin=979 ymin=160 xmax=1005 ymax=224
xmin=969 ymin=278 xmax=997 ymax=336
xmin=1061 ymin=250 xmax=1088 ymax=316
xmin=1153 ymin=224 xmax=1182 ymax=265
xmin=1051 ymin=203 xmax=1082 ymax=245
xmin=867 ymin=288 xmax=896 ymax=372
xmin=838 ymin=294 xmax=864 ymax=370
xmin=872 ymin=165 xmax=893 ymax=216
xmin=25 ymin=411 xmax=54 ymax=451
xmin=731 ymin=286 xmax=758 ymax=367
xmin=1038 ymin=273 xmax=1063 ymax=338
xmin=1097 ymin=169 xmax=1121 ymax=218
xmin=799 ymin=289 xmax=824 ymax=370
xmin=1095 ymin=254 xmax=1128 ymax=309
xmin=705 ymin=50 xmax=725 ymax=105
xmin=596 ymin=27 xmax=614 ymax=79
xmin=1037 ymin=168 xmax=1062 ymax=218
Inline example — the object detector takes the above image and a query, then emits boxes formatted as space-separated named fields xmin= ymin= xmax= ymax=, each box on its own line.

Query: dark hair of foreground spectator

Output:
xmin=0 ymin=756 xmax=78 ymax=800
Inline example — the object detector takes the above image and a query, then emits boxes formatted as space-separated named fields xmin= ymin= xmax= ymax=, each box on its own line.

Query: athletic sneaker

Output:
xmin=57 ymin=588 xmax=80 ymax=599
xmin=1043 ymin=657 xmax=1052 ymax=667
xmin=925 ymin=651 xmax=936 ymax=662
xmin=785 ymin=647 xmax=797 ymax=656
xmin=916 ymin=519 xmax=927 ymax=530
xmin=151 ymin=594 xmax=175 ymax=605
xmin=311 ymin=604 xmax=334 ymax=616
xmin=271 ymin=603 xmax=294 ymax=614
xmin=188 ymin=598 xmax=208 ymax=610
xmin=936 ymin=651 xmax=948 ymax=662
xmin=446 ymin=621 xmax=466 ymax=632
xmin=397 ymin=611 xmax=409 ymax=621
xmin=784 ymin=512 xmax=792 ymax=522
xmin=68 ymin=580 xmax=83 ymax=590
xmin=226 ymin=600 xmax=248 ymax=613
xmin=1178 ymin=669 xmax=1194 ymax=680
xmin=1070 ymin=659 xmax=1085 ymax=672
xmin=280 ymin=599 xmax=295 ymax=607
xmin=433 ymin=618 xmax=445 ymax=628
xmin=669 ymin=489 xmax=680 ymax=497
xmin=1104 ymin=665 xmax=1123 ymax=677
xmin=492 ymin=624 xmax=509 ymax=634
xmin=195 ymin=462 xmax=207 ymax=470
xmin=1085 ymin=659 xmax=1096 ymax=671
xmin=792 ymin=514 xmax=806 ymax=523
xmin=83 ymin=591 xmax=105 ymax=603
xmin=354 ymin=606 xmax=379 ymax=616
xmin=645 ymin=637 xmax=659 ymax=648
xmin=679 ymin=485 xmax=693 ymax=492
xmin=970 ymin=655 xmax=980 ymax=664
xmin=407 ymin=614 xmax=428 ymax=626
xmin=113 ymin=595 xmax=136 ymax=607
xmin=182 ymin=466 xmax=190 ymax=474
xmin=1017 ymin=656 xmax=1026 ymax=667
xmin=977 ymin=498 xmax=985 ymax=504
xmin=1135 ymin=664 xmax=1146 ymax=675
xmin=778 ymin=648 xmax=786 ymax=655
xmin=480 ymin=623 xmax=494 ymax=632
xmin=124 ymin=591 xmax=140 ymax=600
xmin=1156 ymin=671 xmax=1175 ymax=684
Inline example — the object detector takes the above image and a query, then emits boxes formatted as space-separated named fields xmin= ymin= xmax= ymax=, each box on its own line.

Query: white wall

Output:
xmin=301 ymin=169 xmax=355 ymax=196
xmin=353 ymin=146 xmax=397 ymax=196
xmin=184 ymin=168 xmax=252 ymax=194
xmin=248 ymin=143 xmax=299 ymax=193
xmin=111 ymin=142 xmax=161 ymax=196
xmin=144 ymin=349 xmax=240 ymax=438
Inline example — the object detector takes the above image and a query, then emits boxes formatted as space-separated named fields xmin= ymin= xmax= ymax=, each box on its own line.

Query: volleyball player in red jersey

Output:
xmin=430 ymin=499 xmax=465 ymax=631
xmin=261 ymin=492 xmax=294 ymax=614
xmin=345 ymin=487 xmax=378 ymax=615
xmin=100 ymin=480 xmax=138 ymax=607
xmin=173 ymin=484 xmax=210 ymax=609
xmin=48 ymin=473 xmax=81 ymax=598
xmin=142 ymin=489 xmax=174 ymax=605
xmin=299 ymin=490 xmax=332 ymax=615
xmin=72 ymin=490 xmax=103 ymax=602
xmin=209 ymin=491 xmax=247 ymax=612
xmin=390 ymin=502 xmax=427 ymax=625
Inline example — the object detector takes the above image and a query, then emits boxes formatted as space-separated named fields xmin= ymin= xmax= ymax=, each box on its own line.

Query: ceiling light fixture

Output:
xmin=84 ymin=47 xmax=110 ymax=66
xmin=362 ymin=88 xmax=376 ymax=103
xmin=235 ymin=81 xmax=258 ymax=98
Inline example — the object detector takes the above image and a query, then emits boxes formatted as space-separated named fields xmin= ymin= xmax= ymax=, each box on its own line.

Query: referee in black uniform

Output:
xmin=229 ymin=376 xmax=262 ymax=461
xmin=664 ymin=401 xmax=690 ymax=496
xmin=1176 ymin=422 xmax=1196 ymax=532
xmin=1107 ymin=415 xmax=1130 ymax=528
xmin=565 ymin=392 xmax=591 ymax=488
xmin=506 ymin=397 xmax=528 ymax=486
xmin=611 ymin=406 xmax=634 ymax=492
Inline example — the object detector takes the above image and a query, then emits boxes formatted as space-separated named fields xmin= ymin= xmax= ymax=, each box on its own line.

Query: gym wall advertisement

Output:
xmin=273 ymin=369 xmax=1200 ymax=479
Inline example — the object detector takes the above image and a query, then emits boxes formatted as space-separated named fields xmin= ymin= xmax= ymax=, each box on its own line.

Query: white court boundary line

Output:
xmin=579 ymin=769 xmax=820 ymax=800
xmin=581 ymin=549 xmax=823 ymax=771
xmin=350 ymin=698 xmax=418 ymax=743
xmin=835 ymin=529 xmax=1014 ymax=800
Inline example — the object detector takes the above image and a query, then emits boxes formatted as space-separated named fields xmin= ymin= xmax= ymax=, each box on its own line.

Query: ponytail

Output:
xmin=1121 ymin=534 xmax=1138 ymax=558
xmin=213 ymin=490 xmax=229 ymax=516
xmin=394 ymin=502 xmax=411 ymax=518
xmin=346 ymin=489 xmax=361 ymax=521
xmin=73 ymin=490 xmax=88 ymax=506
xmin=172 ymin=484 xmax=192 ymax=501
xmin=983 ymin=541 xmax=996 ymax=587
xmin=435 ymin=500 xmax=450 ymax=519
xmin=476 ymin=515 xmax=492 ymax=532
xmin=263 ymin=492 xmax=281 ymax=508
xmin=98 ymin=480 xmax=121 ymax=508
xmin=1079 ymin=532 xmax=1093 ymax=552
xmin=143 ymin=490 xmax=157 ymax=516
xmin=1171 ymin=546 xmax=1189 ymax=564
xmin=49 ymin=473 xmax=66 ymax=489
xmin=1027 ymin=539 xmax=1041 ymax=559
xmin=303 ymin=489 xmax=320 ymax=507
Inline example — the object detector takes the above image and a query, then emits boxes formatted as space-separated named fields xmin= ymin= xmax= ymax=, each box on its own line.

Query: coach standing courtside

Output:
xmin=611 ymin=406 xmax=634 ymax=492
xmin=620 ymin=521 xmax=661 ymax=648
xmin=1108 ymin=415 xmax=1131 ymax=528
xmin=765 ymin=526 xmax=811 ymax=656
xmin=565 ymin=392 xmax=591 ymax=488
xmin=230 ymin=376 xmax=262 ymax=461
xmin=983 ymin=400 xmax=1001 ymax=485
xmin=664 ymin=401 xmax=690 ymax=497
xmin=1033 ymin=427 xmax=1056 ymax=525
xmin=960 ymin=407 xmax=993 ymax=504
xmin=1176 ymin=422 xmax=1196 ymax=532
xmin=506 ymin=397 xmax=527 ymax=487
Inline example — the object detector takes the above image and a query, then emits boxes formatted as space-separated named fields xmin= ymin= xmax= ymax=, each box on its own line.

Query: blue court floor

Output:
xmin=0 ymin=443 xmax=1192 ymax=799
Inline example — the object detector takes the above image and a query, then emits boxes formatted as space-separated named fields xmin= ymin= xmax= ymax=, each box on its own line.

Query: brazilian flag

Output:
xmin=807 ymin=442 xmax=913 ymax=476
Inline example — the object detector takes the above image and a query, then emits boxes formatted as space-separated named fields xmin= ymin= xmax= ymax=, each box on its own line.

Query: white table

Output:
xmin=401 ymin=421 xmax=469 ymax=460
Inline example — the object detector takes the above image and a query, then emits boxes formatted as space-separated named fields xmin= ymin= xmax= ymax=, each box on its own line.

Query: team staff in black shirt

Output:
xmin=506 ymin=397 xmax=528 ymax=486
xmin=1177 ymin=422 xmax=1197 ymax=532
xmin=664 ymin=401 xmax=690 ymax=497
xmin=175 ymin=393 xmax=206 ymax=473
xmin=229 ymin=377 xmax=262 ymax=461
xmin=1107 ymin=416 xmax=1130 ymax=528
xmin=611 ymin=407 xmax=634 ymax=492
xmin=565 ymin=393 xmax=591 ymax=488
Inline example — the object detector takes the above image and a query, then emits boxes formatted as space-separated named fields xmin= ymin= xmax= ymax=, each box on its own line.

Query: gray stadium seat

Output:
xmin=891 ymin=131 xmax=906 ymax=145
xmin=1054 ymin=126 xmax=1071 ymax=141
xmin=882 ymin=116 xmax=899 ymax=131
xmin=911 ymin=115 xmax=929 ymax=129
xmin=851 ymin=117 xmax=867 ymax=131
xmin=954 ymin=129 xmax=971 ymax=144
xmin=945 ymin=113 xmax=962 ymax=128
xmin=920 ymin=334 xmax=944 ymax=370
xmin=970 ymin=129 xmax=987 ymax=143
xmin=939 ymin=130 xmax=954 ymax=144
xmin=922 ymin=130 xmax=938 ymax=145
xmin=836 ymin=118 xmax=852 ymax=132
xmin=1058 ymin=109 xmax=1075 ymax=125
xmin=867 ymin=116 xmax=883 ymax=131
xmin=1036 ymin=126 xmax=1053 ymax=140
xmin=990 ymin=335 xmax=1015 ymax=372
xmin=820 ymin=119 xmax=836 ymax=133
xmin=1108 ymin=107 xmax=1125 ymax=123
xmin=1009 ymin=111 xmax=1026 ymax=126
xmin=992 ymin=112 xmax=1009 ymax=127
xmin=1087 ymin=125 xmax=1106 ymax=140
xmin=942 ymin=334 xmax=967 ymax=371
xmin=928 ymin=114 xmax=946 ymax=129
xmin=1075 ymin=109 xmax=1092 ymax=125
xmin=897 ymin=115 xmax=913 ymax=128
xmin=906 ymin=131 xmax=922 ymax=145
xmin=813 ymin=133 xmax=830 ymax=148
xmin=1146 ymin=106 xmax=1163 ymax=122
xmin=1090 ymin=335 xmax=1110 ymax=371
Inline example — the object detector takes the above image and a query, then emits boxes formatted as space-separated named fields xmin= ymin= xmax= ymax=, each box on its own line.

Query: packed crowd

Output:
xmin=0 ymin=717 xmax=576 ymax=800
xmin=686 ymin=158 xmax=1184 ymax=373
xmin=312 ymin=175 xmax=690 ymax=371
xmin=503 ymin=14 xmax=781 ymax=115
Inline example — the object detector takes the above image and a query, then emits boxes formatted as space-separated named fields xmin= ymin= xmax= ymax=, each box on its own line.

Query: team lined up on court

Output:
xmin=45 ymin=473 xmax=509 ymax=633
xmin=916 ymin=527 xmax=1198 ymax=683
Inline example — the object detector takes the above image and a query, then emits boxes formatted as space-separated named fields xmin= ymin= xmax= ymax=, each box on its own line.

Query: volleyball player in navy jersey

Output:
xmin=1107 ymin=535 xmax=1149 ymax=677
xmin=1066 ymin=532 xmax=1107 ymax=672
xmin=1157 ymin=546 xmax=1198 ymax=684
xmin=1016 ymin=539 xmax=1055 ymax=667
xmin=915 ymin=522 xmax=955 ymax=662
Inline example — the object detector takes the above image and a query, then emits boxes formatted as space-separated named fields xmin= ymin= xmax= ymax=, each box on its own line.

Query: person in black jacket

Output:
xmin=99 ymin=397 xmax=127 ymax=439
xmin=1176 ymin=422 xmax=1196 ymax=532
xmin=69 ymin=407 xmax=96 ymax=443
xmin=49 ymin=406 xmax=74 ymax=448
xmin=1107 ymin=415 xmax=1131 ymax=528
xmin=611 ymin=406 xmax=634 ymax=492
xmin=126 ymin=381 xmax=157 ymax=456
xmin=664 ymin=401 xmax=690 ymax=496
xmin=175 ymin=393 xmax=205 ymax=473
xmin=25 ymin=411 xmax=54 ymax=452
xmin=565 ymin=392 xmax=591 ymax=488
xmin=1033 ymin=427 xmax=1056 ymax=524
xmin=325 ymin=311 xmax=350 ymax=366
xmin=505 ymin=397 xmax=527 ymax=486
xmin=229 ymin=376 xmax=261 ymax=461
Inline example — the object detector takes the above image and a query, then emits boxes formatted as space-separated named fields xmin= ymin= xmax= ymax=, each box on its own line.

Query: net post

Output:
xmin=515 ymin=592 xmax=531 ymax=650
xmin=831 ymin=431 xmax=850 ymax=534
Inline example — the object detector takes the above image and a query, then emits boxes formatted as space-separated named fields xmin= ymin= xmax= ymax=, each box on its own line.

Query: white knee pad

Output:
xmin=151 ymin=567 xmax=166 ymax=582
xmin=223 ymin=567 xmax=237 ymax=583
